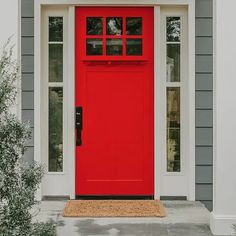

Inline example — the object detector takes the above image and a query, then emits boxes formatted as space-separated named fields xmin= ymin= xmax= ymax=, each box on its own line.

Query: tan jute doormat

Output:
xmin=63 ymin=200 xmax=166 ymax=217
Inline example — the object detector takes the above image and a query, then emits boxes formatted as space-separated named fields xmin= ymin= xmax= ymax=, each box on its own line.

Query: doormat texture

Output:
xmin=63 ymin=200 xmax=166 ymax=217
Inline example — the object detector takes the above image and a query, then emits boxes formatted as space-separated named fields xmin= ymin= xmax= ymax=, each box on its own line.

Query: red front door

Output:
xmin=75 ymin=7 xmax=154 ymax=196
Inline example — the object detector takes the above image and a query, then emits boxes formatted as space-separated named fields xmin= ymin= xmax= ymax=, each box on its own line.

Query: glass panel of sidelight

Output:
xmin=166 ymin=87 xmax=181 ymax=172
xmin=166 ymin=44 xmax=180 ymax=82
xmin=106 ymin=39 xmax=123 ymax=55
xmin=126 ymin=17 xmax=142 ymax=35
xmin=166 ymin=17 xmax=180 ymax=42
xmin=106 ymin=17 xmax=123 ymax=35
xmin=49 ymin=44 xmax=63 ymax=82
xmin=48 ymin=87 xmax=63 ymax=172
xmin=49 ymin=17 xmax=63 ymax=42
xmin=126 ymin=39 xmax=142 ymax=56
xmin=86 ymin=39 xmax=103 ymax=55
xmin=86 ymin=17 xmax=103 ymax=35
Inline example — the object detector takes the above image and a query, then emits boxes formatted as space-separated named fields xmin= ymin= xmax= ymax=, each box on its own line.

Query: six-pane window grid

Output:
xmin=86 ymin=17 xmax=143 ymax=56
xmin=166 ymin=16 xmax=181 ymax=172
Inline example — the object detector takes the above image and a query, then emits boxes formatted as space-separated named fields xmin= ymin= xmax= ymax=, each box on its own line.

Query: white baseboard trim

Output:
xmin=210 ymin=212 xmax=236 ymax=235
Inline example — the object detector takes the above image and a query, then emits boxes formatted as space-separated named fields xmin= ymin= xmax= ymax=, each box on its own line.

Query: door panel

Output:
xmin=75 ymin=7 xmax=154 ymax=196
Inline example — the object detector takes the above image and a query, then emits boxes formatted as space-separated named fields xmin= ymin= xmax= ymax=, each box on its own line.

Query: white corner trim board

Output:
xmin=211 ymin=0 xmax=236 ymax=235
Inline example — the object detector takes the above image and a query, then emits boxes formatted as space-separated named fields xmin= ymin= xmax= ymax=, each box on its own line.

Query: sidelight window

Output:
xmin=166 ymin=16 xmax=181 ymax=172
xmin=48 ymin=16 xmax=64 ymax=172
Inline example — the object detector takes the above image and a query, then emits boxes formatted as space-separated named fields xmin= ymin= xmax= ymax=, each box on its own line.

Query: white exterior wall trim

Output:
xmin=34 ymin=0 xmax=195 ymax=200
xmin=154 ymin=5 xmax=161 ymax=199
xmin=187 ymin=1 xmax=195 ymax=201
xmin=210 ymin=0 xmax=236 ymax=234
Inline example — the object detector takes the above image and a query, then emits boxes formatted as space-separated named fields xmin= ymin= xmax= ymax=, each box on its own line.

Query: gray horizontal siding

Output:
xmin=22 ymin=73 xmax=34 ymax=91
xmin=196 ymin=18 xmax=213 ymax=37
xmin=22 ymin=55 xmax=34 ymax=73
xmin=196 ymin=166 xmax=213 ymax=184
xmin=196 ymin=128 xmax=213 ymax=146
xmin=195 ymin=0 xmax=213 ymax=211
xmin=21 ymin=0 xmax=34 ymax=164
xmin=196 ymin=55 xmax=213 ymax=73
xmin=196 ymin=74 xmax=213 ymax=91
xmin=196 ymin=184 xmax=213 ymax=200
xmin=196 ymin=91 xmax=213 ymax=109
xmin=196 ymin=0 xmax=213 ymax=17
xmin=22 ymin=110 xmax=34 ymax=128
xmin=195 ymin=147 xmax=213 ymax=165
xmin=21 ymin=18 xmax=34 ymax=37
xmin=21 ymin=0 xmax=34 ymax=17
xmin=196 ymin=110 xmax=213 ymax=127
xmin=22 ymin=92 xmax=34 ymax=110
xmin=196 ymin=37 xmax=213 ymax=55
xmin=22 ymin=37 xmax=34 ymax=55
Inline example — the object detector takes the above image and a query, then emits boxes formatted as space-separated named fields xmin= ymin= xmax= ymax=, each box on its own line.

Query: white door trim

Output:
xmin=154 ymin=5 xmax=162 ymax=199
xmin=34 ymin=1 xmax=195 ymax=200
xmin=67 ymin=6 xmax=76 ymax=199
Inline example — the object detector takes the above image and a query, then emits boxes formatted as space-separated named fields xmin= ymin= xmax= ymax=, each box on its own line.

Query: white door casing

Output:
xmin=35 ymin=1 xmax=195 ymax=200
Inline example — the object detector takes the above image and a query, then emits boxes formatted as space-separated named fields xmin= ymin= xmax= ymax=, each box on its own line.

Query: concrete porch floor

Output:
xmin=33 ymin=201 xmax=214 ymax=236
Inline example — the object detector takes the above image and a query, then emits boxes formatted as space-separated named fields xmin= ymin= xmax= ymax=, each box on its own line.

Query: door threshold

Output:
xmin=76 ymin=195 xmax=154 ymax=200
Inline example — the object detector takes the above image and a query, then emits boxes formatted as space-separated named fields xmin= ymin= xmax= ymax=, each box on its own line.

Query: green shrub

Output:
xmin=0 ymin=41 xmax=56 ymax=236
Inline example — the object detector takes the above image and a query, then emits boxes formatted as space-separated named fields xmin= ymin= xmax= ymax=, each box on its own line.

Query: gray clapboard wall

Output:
xmin=21 ymin=0 xmax=213 ymax=210
xmin=21 ymin=0 xmax=34 ymax=164
xmin=195 ymin=0 xmax=213 ymax=210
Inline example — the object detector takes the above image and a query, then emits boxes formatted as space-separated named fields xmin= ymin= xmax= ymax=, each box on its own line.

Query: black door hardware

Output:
xmin=76 ymin=106 xmax=83 ymax=146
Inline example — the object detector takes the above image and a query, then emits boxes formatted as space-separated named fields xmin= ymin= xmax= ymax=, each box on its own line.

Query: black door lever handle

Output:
xmin=75 ymin=107 xmax=83 ymax=146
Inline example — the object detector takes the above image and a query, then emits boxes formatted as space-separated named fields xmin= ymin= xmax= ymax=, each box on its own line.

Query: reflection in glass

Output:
xmin=49 ymin=17 xmax=63 ymax=42
xmin=166 ymin=17 xmax=180 ymax=42
xmin=126 ymin=17 xmax=142 ymax=35
xmin=106 ymin=17 xmax=122 ymax=35
xmin=49 ymin=44 xmax=63 ymax=82
xmin=86 ymin=17 xmax=103 ymax=35
xmin=166 ymin=44 xmax=180 ymax=82
xmin=166 ymin=87 xmax=180 ymax=172
xmin=106 ymin=39 xmax=122 ymax=55
xmin=126 ymin=39 xmax=142 ymax=56
xmin=86 ymin=39 xmax=103 ymax=55
xmin=49 ymin=87 xmax=63 ymax=172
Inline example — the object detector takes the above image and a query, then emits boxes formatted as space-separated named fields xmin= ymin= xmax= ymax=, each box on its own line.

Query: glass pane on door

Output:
xmin=106 ymin=17 xmax=123 ymax=35
xmin=106 ymin=39 xmax=123 ymax=55
xmin=126 ymin=17 xmax=142 ymax=35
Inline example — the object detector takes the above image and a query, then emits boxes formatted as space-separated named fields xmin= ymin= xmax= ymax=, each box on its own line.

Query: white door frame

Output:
xmin=34 ymin=0 xmax=195 ymax=200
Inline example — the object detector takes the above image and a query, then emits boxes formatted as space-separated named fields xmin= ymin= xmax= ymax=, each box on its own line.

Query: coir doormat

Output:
xmin=63 ymin=200 xmax=166 ymax=217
